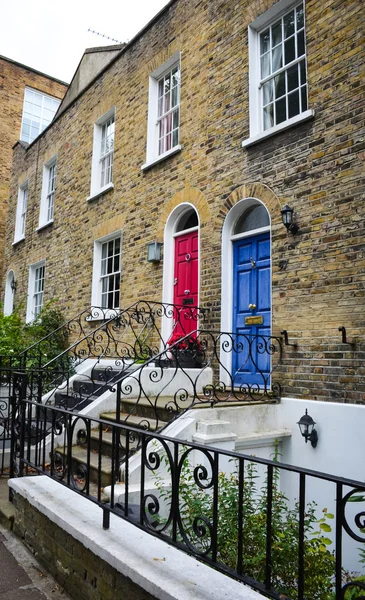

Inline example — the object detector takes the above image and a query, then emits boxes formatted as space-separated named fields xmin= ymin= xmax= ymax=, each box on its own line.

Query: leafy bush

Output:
xmin=154 ymin=451 xmax=337 ymax=600
xmin=0 ymin=302 xmax=69 ymax=369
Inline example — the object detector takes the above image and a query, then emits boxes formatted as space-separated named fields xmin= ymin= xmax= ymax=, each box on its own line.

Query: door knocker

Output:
xmin=250 ymin=257 xmax=256 ymax=268
xmin=185 ymin=254 xmax=191 ymax=262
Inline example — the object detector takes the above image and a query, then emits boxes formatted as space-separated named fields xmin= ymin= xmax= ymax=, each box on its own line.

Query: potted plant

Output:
xmin=167 ymin=332 xmax=206 ymax=368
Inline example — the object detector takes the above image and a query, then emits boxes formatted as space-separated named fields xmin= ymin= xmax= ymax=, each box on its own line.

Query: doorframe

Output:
xmin=220 ymin=198 xmax=271 ymax=384
xmin=4 ymin=270 xmax=15 ymax=316
xmin=161 ymin=203 xmax=200 ymax=344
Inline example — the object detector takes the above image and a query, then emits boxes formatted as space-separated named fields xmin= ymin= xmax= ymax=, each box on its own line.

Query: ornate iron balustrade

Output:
xmin=5 ymin=301 xmax=206 ymax=413
xmin=112 ymin=329 xmax=283 ymax=434
xmin=10 ymin=390 xmax=365 ymax=600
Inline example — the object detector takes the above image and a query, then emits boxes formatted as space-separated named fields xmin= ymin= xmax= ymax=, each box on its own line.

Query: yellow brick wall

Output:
xmin=0 ymin=57 xmax=67 ymax=294
xmin=3 ymin=0 xmax=365 ymax=401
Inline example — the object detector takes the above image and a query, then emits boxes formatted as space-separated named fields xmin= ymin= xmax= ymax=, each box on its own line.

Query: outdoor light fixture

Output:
xmin=10 ymin=278 xmax=16 ymax=293
xmin=297 ymin=409 xmax=318 ymax=448
xmin=281 ymin=204 xmax=299 ymax=235
xmin=147 ymin=241 xmax=162 ymax=263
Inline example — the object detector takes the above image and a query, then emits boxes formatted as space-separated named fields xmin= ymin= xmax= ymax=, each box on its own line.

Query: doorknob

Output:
xmin=184 ymin=289 xmax=190 ymax=295
xmin=248 ymin=303 xmax=257 ymax=310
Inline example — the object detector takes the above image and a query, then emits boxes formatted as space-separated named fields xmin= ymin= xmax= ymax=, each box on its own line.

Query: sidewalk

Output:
xmin=0 ymin=479 xmax=71 ymax=600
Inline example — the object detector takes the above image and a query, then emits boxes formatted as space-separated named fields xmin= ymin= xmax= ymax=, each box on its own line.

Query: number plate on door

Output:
xmin=245 ymin=316 xmax=263 ymax=325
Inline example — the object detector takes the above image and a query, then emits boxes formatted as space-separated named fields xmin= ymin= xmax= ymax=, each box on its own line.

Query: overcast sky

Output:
xmin=0 ymin=0 xmax=171 ymax=83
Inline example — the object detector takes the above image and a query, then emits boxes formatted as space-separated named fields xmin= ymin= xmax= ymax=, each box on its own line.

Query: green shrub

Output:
xmin=0 ymin=302 xmax=69 ymax=369
xmin=154 ymin=451 xmax=337 ymax=600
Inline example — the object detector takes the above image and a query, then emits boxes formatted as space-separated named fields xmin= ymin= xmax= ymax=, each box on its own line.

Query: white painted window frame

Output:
xmin=4 ymin=270 xmax=15 ymax=316
xmin=91 ymin=231 xmax=122 ymax=320
xmin=38 ymin=156 xmax=57 ymax=230
xmin=88 ymin=107 xmax=115 ymax=201
xmin=142 ymin=52 xmax=182 ymax=171
xmin=20 ymin=87 xmax=61 ymax=144
xmin=243 ymin=0 xmax=314 ymax=148
xmin=13 ymin=181 xmax=28 ymax=244
xmin=26 ymin=260 xmax=46 ymax=323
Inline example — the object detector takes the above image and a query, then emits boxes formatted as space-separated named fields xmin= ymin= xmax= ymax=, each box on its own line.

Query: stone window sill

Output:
xmin=36 ymin=221 xmax=54 ymax=233
xmin=141 ymin=145 xmax=182 ymax=172
xmin=12 ymin=236 xmax=25 ymax=246
xmin=87 ymin=183 xmax=114 ymax=203
xmin=242 ymin=109 xmax=315 ymax=148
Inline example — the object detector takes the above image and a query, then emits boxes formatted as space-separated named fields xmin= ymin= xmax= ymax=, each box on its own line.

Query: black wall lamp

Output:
xmin=297 ymin=409 xmax=318 ymax=448
xmin=10 ymin=278 xmax=16 ymax=293
xmin=281 ymin=204 xmax=299 ymax=235
xmin=147 ymin=241 xmax=162 ymax=263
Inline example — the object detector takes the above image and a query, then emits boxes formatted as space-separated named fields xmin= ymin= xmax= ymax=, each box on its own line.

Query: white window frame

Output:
xmin=142 ymin=52 xmax=182 ymax=171
xmin=26 ymin=260 xmax=45 ymax=323
xmin=20 ymin=87 xmax=61 ymax=144
xmin=38 ymin=156 xmax=57 ymax=230
xmin=13 ymin=181 xmax=28 ymax=244
xmin=88 ymin=107 xmax=115 ymax=201
xmin=91 ymin=232 xmax=121 ymax=320
xmin=243 ymin=0 xmax=314 ymax=148
xmin=4 ymin=270 xmax=15 ymax=316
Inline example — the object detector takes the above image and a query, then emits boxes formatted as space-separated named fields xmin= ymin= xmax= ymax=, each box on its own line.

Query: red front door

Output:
xmin=173 ymin=230 xmax=199 ymax=337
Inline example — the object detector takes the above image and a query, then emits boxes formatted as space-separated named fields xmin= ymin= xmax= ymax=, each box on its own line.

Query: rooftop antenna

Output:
xmin=87 ymin=28 xmax=123 ymax=44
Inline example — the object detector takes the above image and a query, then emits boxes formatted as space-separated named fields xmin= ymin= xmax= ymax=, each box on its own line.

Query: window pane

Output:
xmin=296 ymin=4 xmax=304 ymax=30
xmin=274 ymin=72 xmax=285 ymax=98
xmin=276 ymin=97 xmax=287 ymax=124
xmin=272 ymin=45 xmax=283 ymax=73
xmin=272 ymin=21 xmax=282 ymax=46
xmin=261 ymin=53 xmax=270 ymax=78
xmin=284 ymin=36 xmax=295 ymax=65
xmin=172 ymin=129 xmax=178 ymax=147
xmin=300 ymin=60 xmax=307 ymax=84
xmin=297 ymin=30 xmax=305 ymax=57
xmin=263 ymin=80 xmax=274 ymax=105
xmin=287 ymin=64 xmax=299 ymax=92
xmin=164 ymin=74 xmax=170 ymax=94
xmin=172 ymin=86 xmax=178 ymax=108
xmin=284 ymin=10 xmax=295 ymax=38
xmin=288 ymin=89 xmax=300 ymax=118
xmin=260 ymin=29 xmax=270 ymax=54
xmin=301 ymin=85 xmax=308 ymax=111
xmin=173 ymin=108 xmax=179 ymax=129
xmin=263 ymin=103 xmax=274 ymax=130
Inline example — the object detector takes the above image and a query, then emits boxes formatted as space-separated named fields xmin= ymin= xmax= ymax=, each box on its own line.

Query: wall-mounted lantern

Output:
xmin=281 ymin=204 xmax=299 ymax=235
xmin=10 ymin=277 xmax=17 ymax=293
xmin=297 ymin=409 xmax=318 ymax=448
xmin=147 ymin=242 xmax=162 ymax=263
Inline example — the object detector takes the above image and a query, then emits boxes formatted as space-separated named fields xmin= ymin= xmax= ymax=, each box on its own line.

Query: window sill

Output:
xmin=242 ymin=109 xmax=315 ymax=148
xmin=37 ymin=221 xmax=54 ymax=233
xmin=87 ymin=183 xmax=114 ymax=202
xmin=12 ymin=236 xmax=25 ymax=246
xmin=141 ymin=145 xmax=182 ymax=172
xmin=85 ymin=307 xmax=120 ymax=322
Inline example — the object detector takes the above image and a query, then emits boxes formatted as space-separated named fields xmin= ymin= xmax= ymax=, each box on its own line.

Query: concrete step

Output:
xmin=54 ymin=445 xmax=114 ymax=488
xmin=118 ymin=395 xmax=179 ymax=423
xmin=99 ymin=412 xmax=167 ymax=432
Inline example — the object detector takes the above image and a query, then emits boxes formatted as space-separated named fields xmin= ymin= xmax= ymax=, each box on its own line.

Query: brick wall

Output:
xmin=3 ymin=0 xmax=365 ymax=402
xmin=12 ymin=493 xmax=156 ymax=600
xmin=0 ymin=56 xmax=67 ymax=294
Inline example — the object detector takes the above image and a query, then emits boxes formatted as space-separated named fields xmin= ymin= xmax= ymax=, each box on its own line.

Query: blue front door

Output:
xmin=232 ymin=232 xmax=271 ymax=387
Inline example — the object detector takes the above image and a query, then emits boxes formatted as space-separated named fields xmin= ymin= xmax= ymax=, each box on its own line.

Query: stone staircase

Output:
xmin=54 ymin=391 xmax=174 ymax=497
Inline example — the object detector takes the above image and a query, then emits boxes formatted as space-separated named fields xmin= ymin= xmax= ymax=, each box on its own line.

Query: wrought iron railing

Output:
xmin=10 ymin=389 xmax=365 ymax=600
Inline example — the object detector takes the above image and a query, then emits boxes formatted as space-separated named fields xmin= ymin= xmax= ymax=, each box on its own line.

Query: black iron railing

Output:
xmin=10 ymin=388 xmax=365 ymax=600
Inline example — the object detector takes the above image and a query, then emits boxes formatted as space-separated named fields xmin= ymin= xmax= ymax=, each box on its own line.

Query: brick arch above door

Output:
xmin=156 ymin=186 xmax=211 ymax=240
xmin=221 ymin=182 xmax=282 ymax=227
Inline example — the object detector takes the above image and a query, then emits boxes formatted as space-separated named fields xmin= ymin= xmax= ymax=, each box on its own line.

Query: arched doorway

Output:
xmin=221 ymin=199 xmax=271 ymax=385
xmin=4 ymin=270 xmax=15 ymax=316
xmin=162 ymin=204 xmax=199 ymax=341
